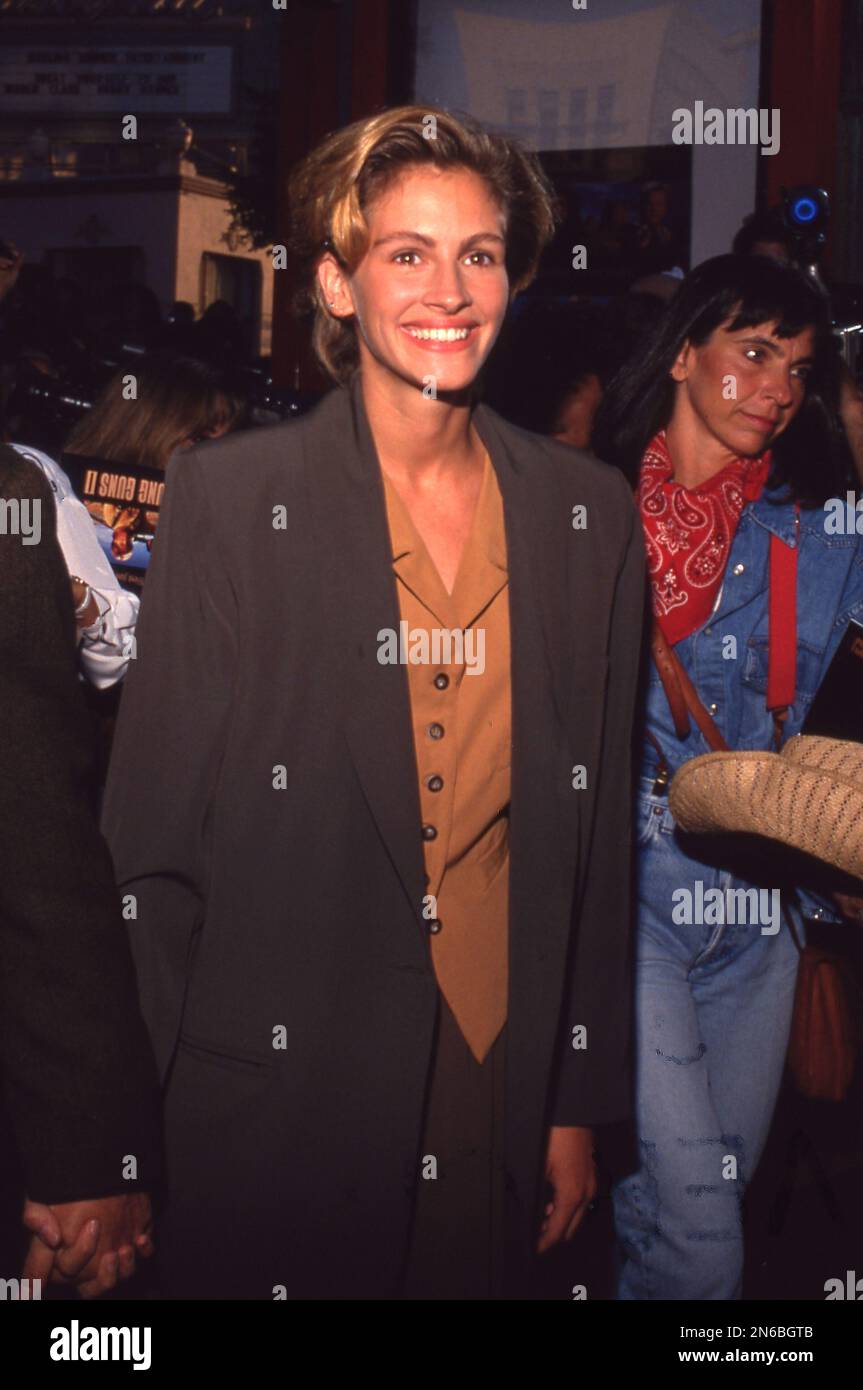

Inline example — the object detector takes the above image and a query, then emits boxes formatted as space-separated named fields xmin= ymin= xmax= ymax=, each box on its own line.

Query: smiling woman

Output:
xmin=100 ymin=103 xmax=646 ymax=1301
xmin=287 ymin=105 xmax=556 ymax=389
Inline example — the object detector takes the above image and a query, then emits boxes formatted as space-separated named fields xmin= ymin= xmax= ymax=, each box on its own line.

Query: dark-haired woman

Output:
xmin=594 ymin=254 xmax=863 ymax=1300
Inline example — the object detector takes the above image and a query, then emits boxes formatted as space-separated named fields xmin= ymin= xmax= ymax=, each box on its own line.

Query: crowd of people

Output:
xmin=2 ymin=102 xmax=863 ymax=1302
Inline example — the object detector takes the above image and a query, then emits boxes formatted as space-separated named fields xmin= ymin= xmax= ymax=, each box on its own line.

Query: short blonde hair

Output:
xmin=287 ymin=104 xmax=560 ymax=384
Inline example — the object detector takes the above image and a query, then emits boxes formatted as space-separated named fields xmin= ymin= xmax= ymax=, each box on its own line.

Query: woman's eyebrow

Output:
xmin=371 ymin=230 xmax=506 ymax=250
xmin=734 ymin=334 xmax=814 ymax=360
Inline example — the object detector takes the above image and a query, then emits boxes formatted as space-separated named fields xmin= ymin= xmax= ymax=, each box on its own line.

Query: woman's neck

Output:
xmin=358 ymin=365 xmax=481 ymax=486
xmin=664 ymin=414 xmax=742 ymax=490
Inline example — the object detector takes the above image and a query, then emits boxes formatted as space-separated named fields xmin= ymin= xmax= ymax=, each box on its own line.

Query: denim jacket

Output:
xmin=640 ymin=485 xmax=863 ymax=919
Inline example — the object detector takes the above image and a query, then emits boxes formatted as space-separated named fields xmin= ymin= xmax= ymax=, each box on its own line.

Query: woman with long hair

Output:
xmin=65 ymin=351 xmax=248 ymax=472
xmin=100 ymin=104 xmax=645 ymax=1299
xmin=593 ymin=254 xmax=862 ymax=1300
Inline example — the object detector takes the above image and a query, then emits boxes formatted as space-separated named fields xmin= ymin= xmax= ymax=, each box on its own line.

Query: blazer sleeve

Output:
xmin=100 ymin=448 xmax=238 ymax=1083
xmin=0 ymin=451 xmax=162 ymax=1204
xmin=550 ymin=473 xmax=647 ymax=1128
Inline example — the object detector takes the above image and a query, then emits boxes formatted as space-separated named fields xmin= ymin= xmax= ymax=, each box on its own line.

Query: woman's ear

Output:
xmin=316 ymin=253 xmax=354 ymax=318
xmin=670 ymin=340 xmax=692 ymax=383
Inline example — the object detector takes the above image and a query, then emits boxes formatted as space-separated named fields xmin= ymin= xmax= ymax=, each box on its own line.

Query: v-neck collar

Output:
xmin=380 ymin=447 xmax=508 ymax=630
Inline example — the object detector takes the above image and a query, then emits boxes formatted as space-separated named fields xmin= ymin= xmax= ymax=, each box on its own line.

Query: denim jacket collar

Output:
xmin=745 ymin=486 xmax=801 ymax=548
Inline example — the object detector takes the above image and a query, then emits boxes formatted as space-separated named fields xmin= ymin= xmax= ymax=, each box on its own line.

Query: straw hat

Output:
xmin=668 ymin=735 xmax=863 ymax=881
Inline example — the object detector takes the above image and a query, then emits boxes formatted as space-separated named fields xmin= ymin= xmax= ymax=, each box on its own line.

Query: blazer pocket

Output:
xmin=176 ymin=1034 xmax=275 ymax=1077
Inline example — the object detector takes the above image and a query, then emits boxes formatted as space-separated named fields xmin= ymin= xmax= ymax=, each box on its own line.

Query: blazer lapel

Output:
xmin=471 ymin=403 xmax=582 ymax=931
xmin=303 ymin=375 xmax=427 ymax=929
xmin=472 ymin=405 xmax=573 ymax=732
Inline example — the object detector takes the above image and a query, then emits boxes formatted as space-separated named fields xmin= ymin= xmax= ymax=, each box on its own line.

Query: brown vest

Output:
xmin=380 ymin=450 xmax=511 ymax=1063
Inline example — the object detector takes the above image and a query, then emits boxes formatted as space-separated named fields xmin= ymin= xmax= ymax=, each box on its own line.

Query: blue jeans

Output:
xmin=611 ymin=778 xmax=801 ymax=1300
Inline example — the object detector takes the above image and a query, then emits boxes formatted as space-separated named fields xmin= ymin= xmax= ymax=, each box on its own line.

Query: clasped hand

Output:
xmin=22 ymin=1193 xmax=153 ymax=1299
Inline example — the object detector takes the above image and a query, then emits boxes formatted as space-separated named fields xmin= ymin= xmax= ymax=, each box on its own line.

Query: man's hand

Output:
xmin=22 ymin=1193 xmax=153 ymax=1299
xmin=536 ymin=1125 xmax=597 ymax=1255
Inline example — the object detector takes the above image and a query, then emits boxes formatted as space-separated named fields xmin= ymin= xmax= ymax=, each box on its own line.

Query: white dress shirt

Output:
xmin=11 ymin=443 xmax=140 ymax=690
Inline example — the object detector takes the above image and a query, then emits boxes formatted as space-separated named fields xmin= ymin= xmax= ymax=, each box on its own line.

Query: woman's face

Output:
xmin=670 ymin=315 xmax=816 ymax=457
xmin=175 ymin=401 xmax=234 ymax=453
xmin=320 ymin=164 xmax=511 ymax=397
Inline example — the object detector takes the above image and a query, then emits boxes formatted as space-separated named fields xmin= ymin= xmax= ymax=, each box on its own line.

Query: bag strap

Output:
xmin=767 ymin=506 xmax=800 ymax=748
xmin=651 ymin=622 xmax=729 ymax=751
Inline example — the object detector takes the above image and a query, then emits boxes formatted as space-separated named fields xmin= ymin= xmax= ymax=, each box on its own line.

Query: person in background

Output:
xmin=5 ymin=353 xmax=245 ymax=689
xmin=480 ymin=299 xmax=611 ymax=446
xmin=188 ymin=299 xmax=249 ymax=368
xmin=593 ymin=254 xmax=861 ymax=1300
xmin=5 ymin=353 xmax=250 ymax=692
xmin=632 ymin=183 xmax=683 ymax=276
xmin=8 ymin=443 xmax=140 ymax=691
xmin=163 ymin=301 xmax=198 ymax=356
xmin=838 ymin=361 xmax=863 ymax=486
xmin=63 ymin=350 xmax=249 ymax=472
xmin=481 ymin=293 xmax=664 ymax=451
xmin=0 ymin=445 xmax=161 ymax=1296
xmin=732 ymin=208 xmax=794 ymax=263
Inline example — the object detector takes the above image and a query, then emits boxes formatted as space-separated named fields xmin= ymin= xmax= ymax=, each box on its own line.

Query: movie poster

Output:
xmin=60 ymin=453 xmax=164 ymax=596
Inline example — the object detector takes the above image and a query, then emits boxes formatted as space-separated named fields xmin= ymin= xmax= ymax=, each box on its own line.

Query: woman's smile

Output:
xmin=400 ymin=322 xmax=480 ymax=350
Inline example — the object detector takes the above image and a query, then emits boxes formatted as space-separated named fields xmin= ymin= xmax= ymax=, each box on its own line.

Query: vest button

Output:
xmin=426 ymin=774 xmax=444 ymax=793
xmin=422 ymin=823 xmax=438 ymax=841
xmin=433 ymin=672 xmax=450 ymax=690
xmin=427 ymin=722 xmax=445 ymax=740
xmin=427 ymin=918 xmax=443 ymax=935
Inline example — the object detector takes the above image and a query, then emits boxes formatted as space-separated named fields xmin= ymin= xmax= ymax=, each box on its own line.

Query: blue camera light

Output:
xmin=791 ymin=197 xmax=818 ymax=224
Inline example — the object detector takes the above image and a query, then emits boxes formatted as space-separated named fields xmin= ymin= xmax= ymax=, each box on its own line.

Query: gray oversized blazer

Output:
xmin=100 ymin=369 xmax=646 ymax=1298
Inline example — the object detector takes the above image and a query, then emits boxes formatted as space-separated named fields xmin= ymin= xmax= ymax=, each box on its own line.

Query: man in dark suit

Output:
xmin=0 ymin=445 xmax=161 ymax=1296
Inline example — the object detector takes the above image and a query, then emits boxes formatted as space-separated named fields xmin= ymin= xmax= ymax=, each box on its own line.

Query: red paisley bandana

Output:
xmin=637 ymin=430 xmax=772 ymax=644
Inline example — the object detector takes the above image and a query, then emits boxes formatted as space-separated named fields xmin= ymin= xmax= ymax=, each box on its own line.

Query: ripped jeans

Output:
xmin=611 ymin=778 xmax=801 ymax=1300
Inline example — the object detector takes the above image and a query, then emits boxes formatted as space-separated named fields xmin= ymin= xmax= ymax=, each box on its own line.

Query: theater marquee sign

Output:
xmin=0 ymin=46 xmax=233 ymax=114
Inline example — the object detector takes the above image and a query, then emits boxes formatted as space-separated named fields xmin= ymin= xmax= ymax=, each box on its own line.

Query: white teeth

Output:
xmin=405 ymin=327 xmax=471 ymax=341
